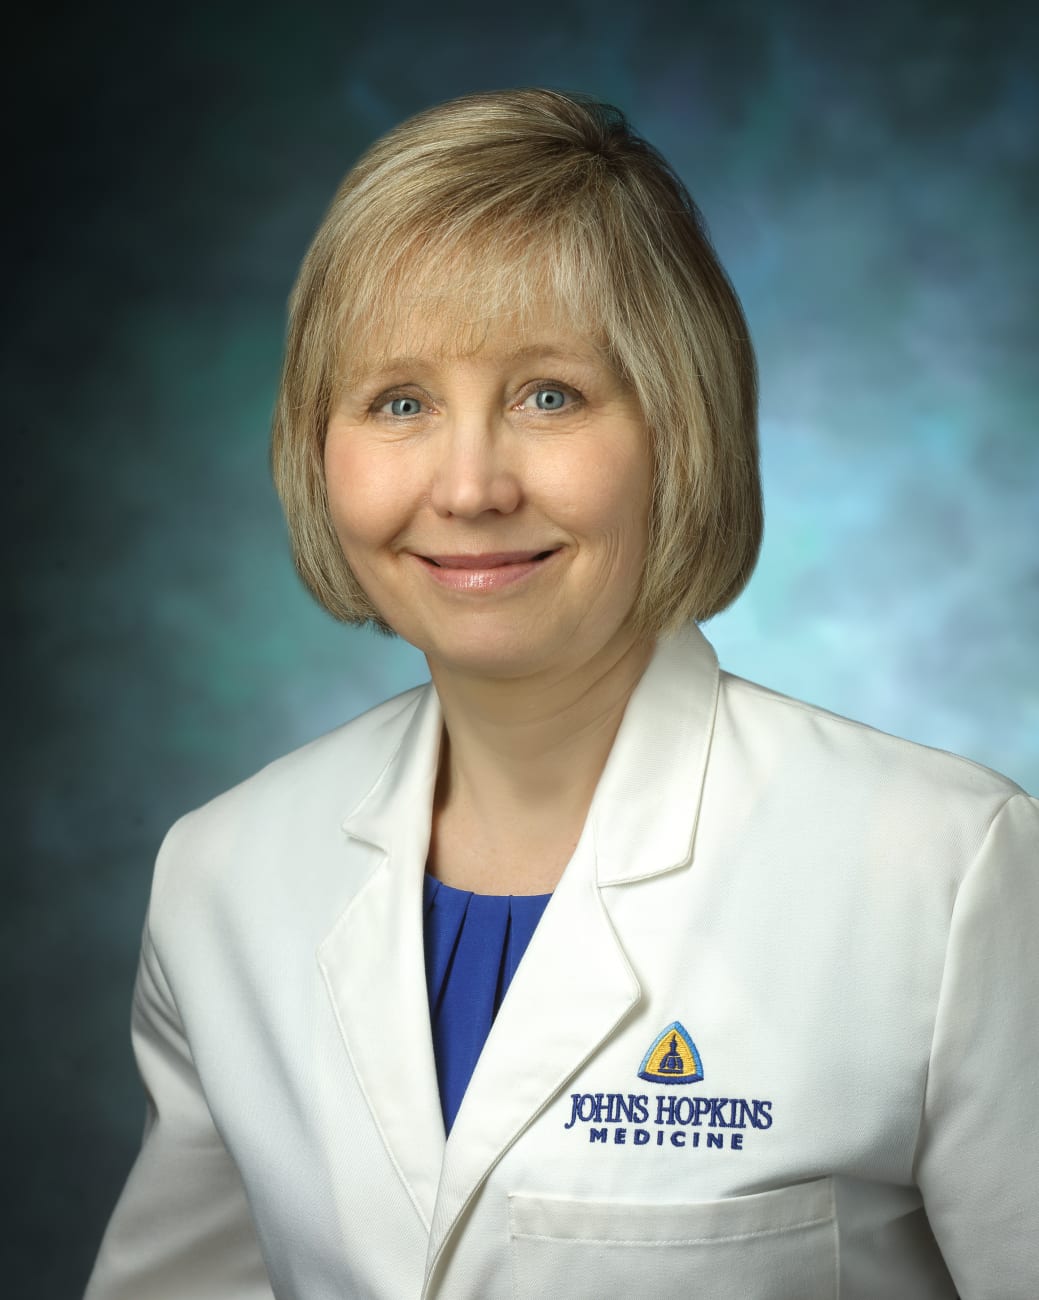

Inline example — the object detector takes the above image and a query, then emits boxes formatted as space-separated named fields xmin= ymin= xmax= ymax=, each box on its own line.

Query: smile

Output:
xmin=414 ymin=549 xmax=560 ymax=592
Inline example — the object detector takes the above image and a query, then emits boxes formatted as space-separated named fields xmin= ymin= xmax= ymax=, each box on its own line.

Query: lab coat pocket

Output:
xmin=508 ymin=1176 xmax=837 ymax=1300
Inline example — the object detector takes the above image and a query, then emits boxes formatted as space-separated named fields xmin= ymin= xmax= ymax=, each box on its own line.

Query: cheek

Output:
xmin=574 ymin=445 xmax=652 ymax=548
xmin=324 ymin=438 xmax=413 ymax=550
xmin=596 ymin=459 xmax=652 ymax=589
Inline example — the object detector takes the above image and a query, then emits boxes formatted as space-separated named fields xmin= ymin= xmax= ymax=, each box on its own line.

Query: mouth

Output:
xmin=421 ymin=549 xmax=559 ymax=569
xmin=414 ymin=547 xmax=562 ymax=593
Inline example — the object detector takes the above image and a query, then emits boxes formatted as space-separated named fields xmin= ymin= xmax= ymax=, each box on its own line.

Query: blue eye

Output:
xmin=532 ymin=387 xmax=568 ymax=411
xmin=385 ymin=396 xmax=423 ymax=417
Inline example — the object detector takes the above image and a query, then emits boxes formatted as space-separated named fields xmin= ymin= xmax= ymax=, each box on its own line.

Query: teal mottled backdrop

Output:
xmin=6 ymin=1 xmax=1036 ymax=1292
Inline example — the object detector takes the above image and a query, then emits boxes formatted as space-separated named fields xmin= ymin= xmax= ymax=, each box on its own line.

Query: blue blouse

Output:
xmin=423 ymin=874 xmax=552 ymax=1133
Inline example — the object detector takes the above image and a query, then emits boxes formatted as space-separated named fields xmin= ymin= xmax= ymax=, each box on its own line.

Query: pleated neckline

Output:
xmin=422 ymin=874 xmax=551 ymax=1133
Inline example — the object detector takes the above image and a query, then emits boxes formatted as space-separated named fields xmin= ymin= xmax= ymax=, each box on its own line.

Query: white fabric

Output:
xmin=86 ymin=623 xmax=1039 ymax=1299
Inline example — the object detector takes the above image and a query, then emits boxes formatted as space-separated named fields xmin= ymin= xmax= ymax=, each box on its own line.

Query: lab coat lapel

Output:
xmin=423 ymin=831 xmax=641 ymax=1291
xmin=422 ymin=624 xmax=720 ymax=1289
xmin=592 ymin=621 xmax=720 ymax=886
xmin=317 ymin=685 xmax=446 ymax=1231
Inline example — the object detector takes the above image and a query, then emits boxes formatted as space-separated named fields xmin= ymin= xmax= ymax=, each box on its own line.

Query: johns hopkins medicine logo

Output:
xmin=637 ymin=1021 xmax=703 ymax=1084
xmin=564 ymin=1021 xmax=774 ymax=1152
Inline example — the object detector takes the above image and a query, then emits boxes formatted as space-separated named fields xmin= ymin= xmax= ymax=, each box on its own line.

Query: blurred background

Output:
xmin=6 ymin=0 xmax=1036 ymax=1292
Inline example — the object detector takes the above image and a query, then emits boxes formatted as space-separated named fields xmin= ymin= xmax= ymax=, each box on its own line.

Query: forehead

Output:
xmin=336 ymin=236 xmax=614 ymax=384
xmin=351 ymin=312 xmax=609 ymax=382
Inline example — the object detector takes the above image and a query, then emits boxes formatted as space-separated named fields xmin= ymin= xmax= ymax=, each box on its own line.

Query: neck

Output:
xmin=426 ymin=630 xmax=656 ymax=893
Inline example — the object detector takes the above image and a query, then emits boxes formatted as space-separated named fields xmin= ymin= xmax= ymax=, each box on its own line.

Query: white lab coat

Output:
xmin=86 ymin=623 xmax=1039 ymax=1299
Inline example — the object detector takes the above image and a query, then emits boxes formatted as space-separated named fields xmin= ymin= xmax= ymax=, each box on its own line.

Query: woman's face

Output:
xmin=324 ymin=306 xmax=652 ymax=682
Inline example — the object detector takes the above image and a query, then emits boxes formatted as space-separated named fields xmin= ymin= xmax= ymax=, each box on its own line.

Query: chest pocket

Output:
xmin=508 ymin=1176 xmax=837 ymax=1300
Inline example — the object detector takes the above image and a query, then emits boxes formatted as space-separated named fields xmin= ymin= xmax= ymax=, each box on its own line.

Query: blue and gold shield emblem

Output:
xmin=637 ymin=1021 xmax=704 ymax=1084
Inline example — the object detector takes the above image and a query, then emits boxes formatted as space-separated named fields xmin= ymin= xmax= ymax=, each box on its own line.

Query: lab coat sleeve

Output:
xmin=915 ymin=792 xmax=1039 ymax=1297
xmin=84 ymin=907 xmax=274 ymax=1300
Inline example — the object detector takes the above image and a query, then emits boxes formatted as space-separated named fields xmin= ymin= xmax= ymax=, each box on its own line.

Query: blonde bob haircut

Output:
xmin=271 ymin=87 xmax=762 ymax=637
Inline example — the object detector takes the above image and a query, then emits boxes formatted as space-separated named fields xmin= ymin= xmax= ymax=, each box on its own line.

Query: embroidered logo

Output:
xmin=637 ymin=1021 xmax=704 ymax=1085
xmin=561 ymin=1013 xmax=769 ymax=1149
xmin=562 ymin=1016 xmax=774 ymax=1151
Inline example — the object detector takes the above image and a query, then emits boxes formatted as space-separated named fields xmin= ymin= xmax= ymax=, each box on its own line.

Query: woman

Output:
xmin=87 ymin=88 xmax=1037 ymax=1298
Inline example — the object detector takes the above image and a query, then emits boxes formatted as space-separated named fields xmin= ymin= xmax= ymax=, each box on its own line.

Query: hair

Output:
xmin=271 ymin=87 xmax=762 ymax=637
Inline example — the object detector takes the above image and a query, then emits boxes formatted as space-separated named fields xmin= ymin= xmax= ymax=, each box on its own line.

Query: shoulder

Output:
xmin=153 ymin=681 xmax=430 ymax=883
xmin=719 ymin=669 xmax=1024 ymax=799
xmin=713 ymin=670 xmax=1029 ymax=865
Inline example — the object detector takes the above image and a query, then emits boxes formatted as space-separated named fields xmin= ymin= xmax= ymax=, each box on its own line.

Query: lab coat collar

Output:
xmin=318 ymin=622 xmax=719 ymax=1271
xmin=340 ymin=620 xmax=720 ymax=883
xmin=587 ymin=621 xmax=719 ymax=884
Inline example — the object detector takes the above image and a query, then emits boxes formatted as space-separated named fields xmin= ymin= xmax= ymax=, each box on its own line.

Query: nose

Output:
xmin=429 ymin=420 xmax=522 ymax=519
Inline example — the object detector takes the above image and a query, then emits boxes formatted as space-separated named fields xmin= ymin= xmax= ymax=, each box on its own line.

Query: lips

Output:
xmin=422 ymin=550 xmax=558 ymax=569
xmin=413 ymin=547 xmax=561 ymax=593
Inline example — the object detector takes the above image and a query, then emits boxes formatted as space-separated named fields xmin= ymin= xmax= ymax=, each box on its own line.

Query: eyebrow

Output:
xmin=349 ymin=341 xmax=607 ymax=384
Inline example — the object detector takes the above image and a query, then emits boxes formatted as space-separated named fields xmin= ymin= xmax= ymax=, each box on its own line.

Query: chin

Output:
xmin=416 ymin=622 xmax=572 ymax=681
